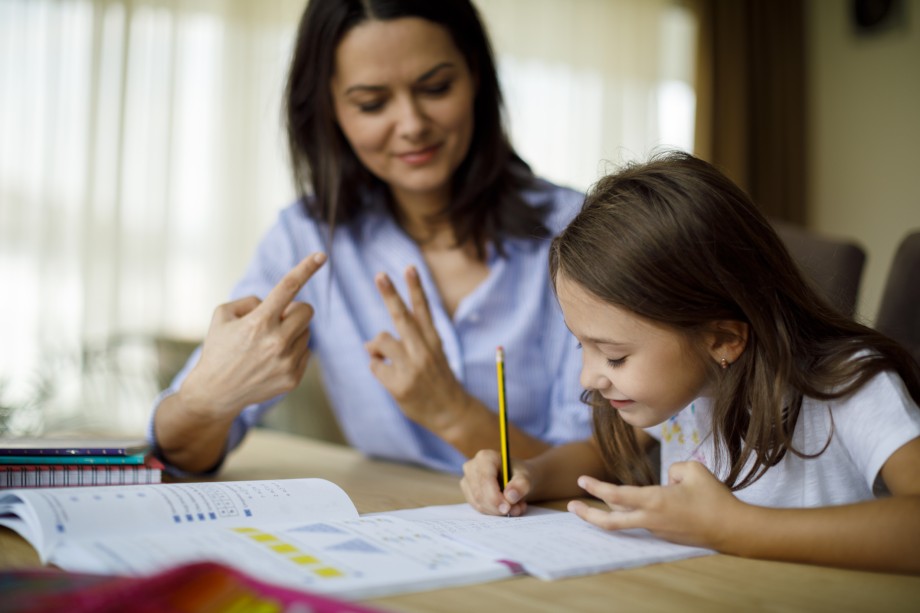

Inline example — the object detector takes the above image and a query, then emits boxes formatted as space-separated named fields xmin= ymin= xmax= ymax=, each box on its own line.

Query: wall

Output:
xmin=806 ymin=0 xmax=920 ymax=323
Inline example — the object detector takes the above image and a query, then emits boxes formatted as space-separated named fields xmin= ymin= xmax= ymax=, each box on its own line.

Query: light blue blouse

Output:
xmin=149 ymin=179 xmax=592 ymax=473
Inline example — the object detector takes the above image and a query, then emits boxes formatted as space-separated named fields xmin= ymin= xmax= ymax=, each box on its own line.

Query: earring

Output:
xmin=720 ymin=357 xmax=729 ymax=370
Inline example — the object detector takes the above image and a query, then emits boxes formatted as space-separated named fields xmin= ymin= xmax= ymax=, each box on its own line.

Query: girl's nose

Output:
xmin=579 ymin=356 xmax=611 ymax=392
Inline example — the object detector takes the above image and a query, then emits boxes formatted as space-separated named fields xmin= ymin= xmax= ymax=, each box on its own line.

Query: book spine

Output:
xmin=0 ymin=454 xmax=147 ymax=465
xmin=0 ymin=460 xmax=163 ymax=488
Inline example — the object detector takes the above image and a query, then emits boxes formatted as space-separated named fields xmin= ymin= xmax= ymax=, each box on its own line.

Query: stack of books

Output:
xmin=0 ymin=438 xmax=164 ymax=488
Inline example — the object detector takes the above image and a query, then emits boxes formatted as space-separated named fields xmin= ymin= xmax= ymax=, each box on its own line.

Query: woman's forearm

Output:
xmin=438 ymin=394 xmax=553 ymax=460
xmin=152 ymin=390 xmax=239 ymax=474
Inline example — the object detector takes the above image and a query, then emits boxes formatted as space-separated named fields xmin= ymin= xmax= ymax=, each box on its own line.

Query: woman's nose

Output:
xmin=395 ymin=95 xmax=428 ymax=140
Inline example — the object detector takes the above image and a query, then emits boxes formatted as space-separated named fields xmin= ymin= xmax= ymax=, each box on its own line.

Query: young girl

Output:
xmin=460 ymin=151 xmax=920 ymax=574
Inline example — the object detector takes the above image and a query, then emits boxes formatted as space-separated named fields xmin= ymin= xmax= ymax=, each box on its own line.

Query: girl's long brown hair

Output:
xmin=550 ymin=151 xmax=920 ymax=490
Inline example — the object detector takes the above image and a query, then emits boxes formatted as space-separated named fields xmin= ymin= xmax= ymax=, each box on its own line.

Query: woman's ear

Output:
xmin=705 ymin=320 xmax=749 ymax=367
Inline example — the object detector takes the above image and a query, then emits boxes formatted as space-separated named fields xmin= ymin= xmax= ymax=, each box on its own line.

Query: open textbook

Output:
xmin=0 ymin=478 xmax=713 ymax=599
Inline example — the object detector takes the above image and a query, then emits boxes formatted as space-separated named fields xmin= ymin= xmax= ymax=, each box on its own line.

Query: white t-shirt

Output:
xmin=647 ymin=370 xmax=920 ymax=507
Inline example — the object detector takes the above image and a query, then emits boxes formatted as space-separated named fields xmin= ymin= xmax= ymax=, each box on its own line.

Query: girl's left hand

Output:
xmin=567 ymin=461 xmax=742 ymax=550
xmin=365 ymin=267 xmax=471 ymax=435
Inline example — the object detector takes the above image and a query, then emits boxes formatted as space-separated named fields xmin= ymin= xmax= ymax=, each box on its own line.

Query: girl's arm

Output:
xmin=569 ymin=437 xmax=920 ymax=574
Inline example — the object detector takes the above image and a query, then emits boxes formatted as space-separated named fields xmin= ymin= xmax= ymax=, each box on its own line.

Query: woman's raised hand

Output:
xmin=365 ymin=266 xmax=471 ymax=435
xmin=179 ymin=253 xmax=327 ymax=419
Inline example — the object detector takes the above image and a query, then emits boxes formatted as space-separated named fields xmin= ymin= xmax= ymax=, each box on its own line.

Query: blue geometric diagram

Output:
xmin=326 ymin=538 xmax=385 ymax=554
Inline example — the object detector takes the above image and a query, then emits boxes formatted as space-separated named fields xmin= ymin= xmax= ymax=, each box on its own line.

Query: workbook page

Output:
xmin=49 ymin=515 xmax=516 ymax=600
xmin=382 ymin=504 xmax=715 ymax=580
xmin=0 ymin=479 xmax=358 ymax=562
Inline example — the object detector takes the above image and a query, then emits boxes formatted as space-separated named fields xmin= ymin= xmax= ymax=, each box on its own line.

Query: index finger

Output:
xmin=375 ymin=272 xmax=424 ymax=344
xmin=258 ymin=252 xmax=326 ymax=319
xmin=579 ymin=476 xmax=648 ymax=511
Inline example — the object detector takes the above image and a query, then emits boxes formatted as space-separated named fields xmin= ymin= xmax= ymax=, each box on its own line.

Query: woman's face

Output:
xmin=331 ymin=17 xmax=476 ymax=207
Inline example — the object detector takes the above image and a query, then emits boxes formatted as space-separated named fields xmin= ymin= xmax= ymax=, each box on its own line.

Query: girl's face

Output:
xmin=331 ymin=17 xmax=476 ymax=207
xmin=556 ymin=271 xmax=713 ymax=429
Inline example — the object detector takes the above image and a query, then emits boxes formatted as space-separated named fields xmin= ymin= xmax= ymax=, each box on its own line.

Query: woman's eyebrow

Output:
xmin=416 ymin=62 xmax=455 ymax=82
xmin=343 ymin=62 xmax=456 ymax=95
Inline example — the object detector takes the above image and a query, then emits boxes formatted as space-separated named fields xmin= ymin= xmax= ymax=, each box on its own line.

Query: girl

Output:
xmin=150 ymin=0 xmax=590 ymax=475
xmin=460 ymin=151 xmax=920 ymax=574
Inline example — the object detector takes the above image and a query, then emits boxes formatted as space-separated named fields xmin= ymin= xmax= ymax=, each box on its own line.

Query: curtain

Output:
xmin=0 ymin=0 xmax=698 ymax=435
xmin=692 ymin=0 xmax=807 ymax=222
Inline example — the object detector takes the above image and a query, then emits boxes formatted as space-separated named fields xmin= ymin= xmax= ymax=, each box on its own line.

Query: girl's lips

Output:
xmin=397 ymin=145 xmax=440 ymax=165
xmin=609 ymin=398 xmax=635 ymax=410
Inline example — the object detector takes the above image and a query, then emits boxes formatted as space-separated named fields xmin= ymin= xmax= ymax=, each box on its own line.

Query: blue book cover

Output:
xmin=0 ymin=453 xmax=148 ymax=465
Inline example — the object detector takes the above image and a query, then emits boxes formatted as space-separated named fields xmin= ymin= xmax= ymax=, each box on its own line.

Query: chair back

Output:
xmin=875 ymin=230 xmax=920 ymax=365
xmin=772 ymin=220 xmax=866 ymax=318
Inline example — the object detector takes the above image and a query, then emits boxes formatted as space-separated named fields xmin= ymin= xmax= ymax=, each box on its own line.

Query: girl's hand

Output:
xmin=567 ymin=461 xmax=741 ymax=550
xmin=365 ymin=267 xmax=471 ymax=434
xmin=179 ymin=253 xmax=326 ymax=419
xmin=461 ymin=450 xmax=532 ymax=517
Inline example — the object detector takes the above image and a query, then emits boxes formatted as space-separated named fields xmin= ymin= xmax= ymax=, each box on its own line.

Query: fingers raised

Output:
xmin=258 ymin=253 xmax=326 ymax=320
xmin=404 ymin=266 xmax=440 ymax=347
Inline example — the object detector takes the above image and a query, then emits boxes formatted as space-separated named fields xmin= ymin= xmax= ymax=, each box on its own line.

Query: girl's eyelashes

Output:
xmin=575 ymin=342 xmax=626 ymax=368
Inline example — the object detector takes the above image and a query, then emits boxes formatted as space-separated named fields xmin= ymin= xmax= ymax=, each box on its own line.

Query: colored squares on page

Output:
xmin=231 ymin=527 xmax=345 ymax=580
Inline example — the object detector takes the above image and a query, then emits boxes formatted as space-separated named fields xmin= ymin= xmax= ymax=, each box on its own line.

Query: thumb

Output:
xmin=504 ymin=471 xmax=532 ymax=504
xmin=215 ymin=296 xmax=261 ymax=323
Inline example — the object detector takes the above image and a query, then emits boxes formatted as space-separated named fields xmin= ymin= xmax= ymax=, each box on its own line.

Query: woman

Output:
xmin=149 ymin=0 xmax=591 ymax=474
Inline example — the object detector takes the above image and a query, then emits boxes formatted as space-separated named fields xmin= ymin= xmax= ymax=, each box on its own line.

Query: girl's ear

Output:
xmin=705 ymin=320 xmax=749 ymax=367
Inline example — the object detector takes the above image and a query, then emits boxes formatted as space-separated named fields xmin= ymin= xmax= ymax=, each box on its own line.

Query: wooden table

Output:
xmin=2 ymin=428 xmax=919 ymax=612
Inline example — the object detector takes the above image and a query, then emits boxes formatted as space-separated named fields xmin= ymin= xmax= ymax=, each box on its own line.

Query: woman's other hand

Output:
xmin=366 ymin=266 xmax=472 ymax=435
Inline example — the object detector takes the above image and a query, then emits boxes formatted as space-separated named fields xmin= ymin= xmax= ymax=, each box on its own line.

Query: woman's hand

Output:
xmin=567 ymin=460 xmax=742 ymax=550
xmin=365 ymin=266 xmax=472 ymax=435
xmin=461 ymin=449 xmax=534 ymax=517
xmin=179 ymin=253 xmax=327 ymax=420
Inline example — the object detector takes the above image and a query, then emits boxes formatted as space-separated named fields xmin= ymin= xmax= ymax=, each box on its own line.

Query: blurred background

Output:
xmin=0 ymin=0 xmax=918 ymax=440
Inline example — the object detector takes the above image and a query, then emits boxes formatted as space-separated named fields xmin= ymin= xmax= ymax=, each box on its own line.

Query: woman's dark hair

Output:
xmin=549 ymin=150 xmax=920 ymax=490
xmin=284 ymin=0 xmax=546 ymax=257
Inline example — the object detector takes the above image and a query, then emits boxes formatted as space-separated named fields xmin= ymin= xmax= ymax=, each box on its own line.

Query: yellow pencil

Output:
xmin=496 ymin=346 xmax=511 ymax=490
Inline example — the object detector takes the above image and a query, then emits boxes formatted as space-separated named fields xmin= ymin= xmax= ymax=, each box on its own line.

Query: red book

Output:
xmin=0 ymin=561 xmax=388 ymax=613
xmin=0 ymin=456 xmax=164 ymax=489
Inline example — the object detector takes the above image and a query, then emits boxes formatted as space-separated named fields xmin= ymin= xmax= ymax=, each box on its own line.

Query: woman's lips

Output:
xmin=397 ymin=145 xmax=440 ymax=165
xmin=609 ymin=398 xmax=635 ymax=410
